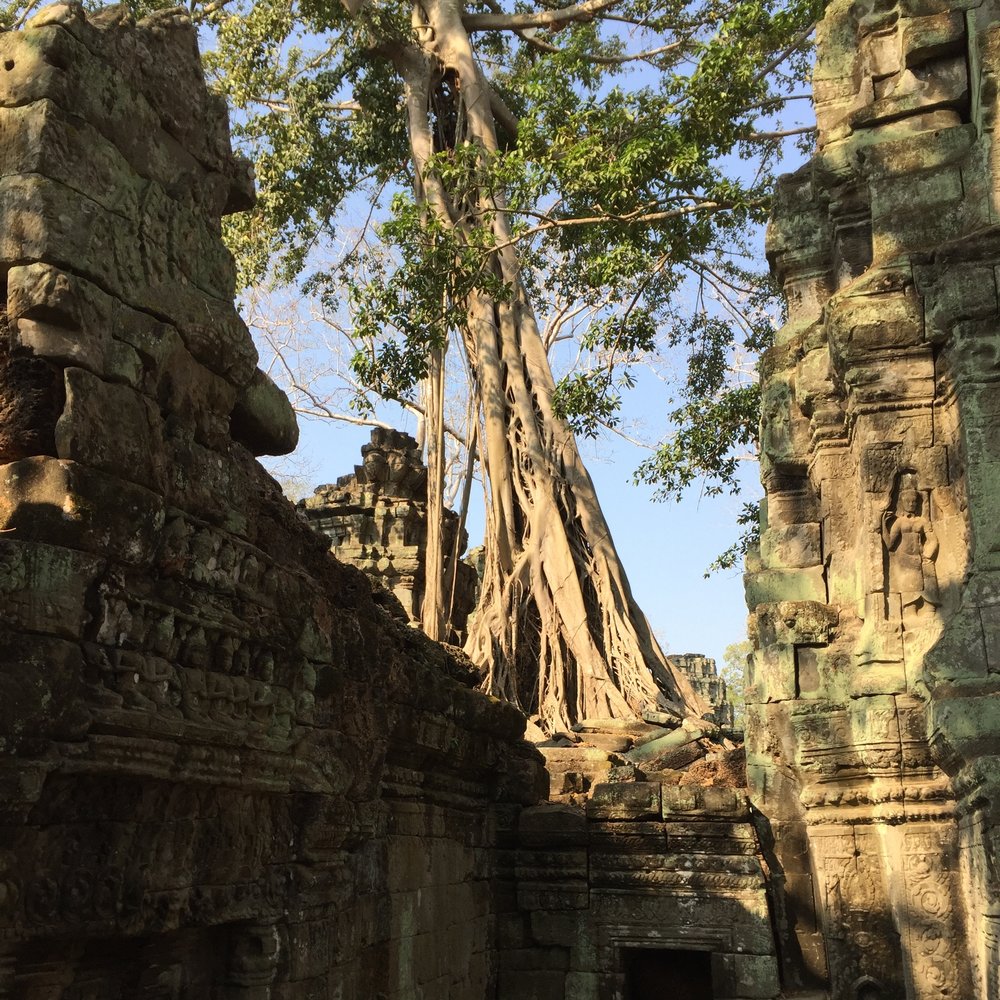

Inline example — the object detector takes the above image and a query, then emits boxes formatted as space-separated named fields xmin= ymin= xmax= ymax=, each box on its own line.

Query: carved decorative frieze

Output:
xmin=0 ymin=6 xmax=542 ymax=997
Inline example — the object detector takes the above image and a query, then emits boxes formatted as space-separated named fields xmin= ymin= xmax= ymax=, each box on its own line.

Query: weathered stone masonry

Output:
xmin=496 ymin=784 xmax=777 ymax=1000
xmin=0 ymin=6 xmax=542 ymax=997
xmin=752 ymin=0 xmax=1000 ymax=996
xmin=301 ymin=428 xmax=479 ymax=642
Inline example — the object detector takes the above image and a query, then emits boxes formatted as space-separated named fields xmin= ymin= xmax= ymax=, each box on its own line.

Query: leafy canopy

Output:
xmin=1 ymin=0 xmax=820 ymax=556
xmin=195 ymin=0 xmax=818 ymax=530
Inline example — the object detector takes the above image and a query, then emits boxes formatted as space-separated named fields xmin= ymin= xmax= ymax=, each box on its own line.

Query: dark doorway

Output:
xmin=623 ymin=947 xmax=713 ymax=1000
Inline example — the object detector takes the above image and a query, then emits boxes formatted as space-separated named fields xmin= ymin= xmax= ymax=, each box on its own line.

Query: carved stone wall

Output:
xmin=751 ymin=0 xmax=1000 ymax=996
xmin=498 ymin=785 xmax=779 ymax=1000
xmin=301 ymin=428 xmax=479 ymax=640
xmin=0 ymin=5 xmax=542 ymax=997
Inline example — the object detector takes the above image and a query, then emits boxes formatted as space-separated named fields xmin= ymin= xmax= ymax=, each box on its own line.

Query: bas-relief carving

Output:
xmin=750 ymin=0 xmax=1000 ymax=995
xmin=881 ymin=480 xmax=941 ymax=625
xmin=0 ymin=7 xmax=543 ymax=998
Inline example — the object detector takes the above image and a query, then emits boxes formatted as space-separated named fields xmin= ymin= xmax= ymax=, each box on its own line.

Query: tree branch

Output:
xmin=190 ymin=0 xmax=236 ymax=23
xmin=513 ymin=27 xmax=687 ymax=66
xmin=485 ymin=79 xmax=520 ymax=139
xmin=496 ymin=198 xmax=756 ymax=250
xmin=463 ymin=0 xmax=621 ymax=33
xmin=752 ymin=20 xmax=817 ymax=84
xmin=745 ymin=125 xmax=816 ymax=141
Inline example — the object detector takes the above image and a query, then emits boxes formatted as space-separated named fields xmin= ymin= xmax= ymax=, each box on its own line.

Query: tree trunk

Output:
xmin=395 ymin=0 xmax=705 ymax=730
xmin=420 ymin=343 xmax=446 ymax=640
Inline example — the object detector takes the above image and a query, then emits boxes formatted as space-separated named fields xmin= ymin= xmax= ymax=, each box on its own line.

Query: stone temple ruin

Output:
xmin=672 ymin=654 xmax=736 ymax=729
xmin=750 ymin=0 xmax=1000 ymax=992
xmin=300 ymin=428 xmax=479 ymax=642
xmin=1 ymin=1 xmax=1000 ymax=998
xmin=302 ymin=433 xmax=737 ymax=729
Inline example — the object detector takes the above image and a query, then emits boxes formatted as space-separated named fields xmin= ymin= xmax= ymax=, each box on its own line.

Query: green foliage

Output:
xmin=720 ymin=638 xmax=751 ymax=728
xmin=308 ymin=193 xmax=509 ymax=410
xmin=552 ymin=311 xmax=657 ymax=437
xmin=0 ymin=0 xmax=821 ymax=566
xmin=195 ymin=0 xmax=817 ymax=568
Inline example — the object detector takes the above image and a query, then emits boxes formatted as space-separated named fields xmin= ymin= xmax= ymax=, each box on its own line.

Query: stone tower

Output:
xmin=300 ymin=428 xmax=479 ymax=640
xmin=751 ymin=0 xmax=1000 ymax=996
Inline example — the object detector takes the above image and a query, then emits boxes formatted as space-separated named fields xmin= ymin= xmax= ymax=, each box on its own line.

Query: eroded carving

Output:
xmin=749 ymin=0 xmax=1000 ymax=995
xmin=0 ymin=7 xmax=542 ymax=998
xmin=882 ymin=476 xmax=941 ymax=624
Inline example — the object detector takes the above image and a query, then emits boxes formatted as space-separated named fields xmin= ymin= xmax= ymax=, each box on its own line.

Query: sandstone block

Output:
xmin=863 ymin=29 xmax=901 ymax=78
xmin=0 ymin=336 xmax=62 ymax=462
xmin=902 ymin=11 xmax=965 ymax=66
xmin=0 ymin=631 xmax=88 ymax=747
xmin=0 ymin=99 xmax=142 ymax=221
xmin=497 ymin=913 xmax=530 ymax=949
xmin=516 ymin=883 xmax=589 ymax=911
xmin=515 ymin=848 xmax=588 ymax=882
xmin=0 ymin=14 xmax=233 ymax=189
xmin=563 ymin=971 xmax=600 ymax=1000
xmin=928 ymin=687 xmax=1000 ymax=764
xmin=0 ymin=172 xmax=240 ymax=331
xmin=529 ymin=910 xmax=583 ymax=948
xmin=586 ymin=782 xmax=661 ymax=820
xmin=760 ymin=522 xmax=822 ymax=570
xmin=165 ymin=300 xmax=259 ymax=388
xmin=745 ymin=567 xmax=827 ymax=609
xmin=665 ymin=820 xmax=756 ymax=855
xmin=500 ymin=947 xmax=570 ymax=971
xmin=231 ymin=367 xmax=299 ymax=457
xmin=858 ymin=123 xmax=974 ymax=181
xmin=662 ymin=785 xmax=748 ymax=820
xmin=0 ymin=456 xmax=165 ymax=563
xmin=0 ymin=538 xmax=102 ymax=640
xmin=519 ymin=803 xmax=588 ymax=847
xmin=712 ymin=952 xmax=781 ymax=999
xmin=576 ymin=732 xmax=631 ymax=752
xmin=55 ymin=367 xmax=165 ymax=491
xmin=497 ymin=969 xmax=566 ymax=1000
xmin=7 ymin=263 xmax=160 ymax=388
xmin=827 ymin=281 xmax=925 ymax=353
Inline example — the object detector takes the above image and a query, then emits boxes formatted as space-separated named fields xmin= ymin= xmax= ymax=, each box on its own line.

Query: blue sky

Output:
xmin=238 ymin=11 xmax=816 ymax=674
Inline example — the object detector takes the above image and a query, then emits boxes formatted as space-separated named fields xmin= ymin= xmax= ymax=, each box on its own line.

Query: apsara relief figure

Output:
xmin=882 ymin=482 xmax=940 ymax=623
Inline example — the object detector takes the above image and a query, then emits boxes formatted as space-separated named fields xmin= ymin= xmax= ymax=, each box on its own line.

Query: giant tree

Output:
xmin=144 ymin=0 xmax=817 ymax=729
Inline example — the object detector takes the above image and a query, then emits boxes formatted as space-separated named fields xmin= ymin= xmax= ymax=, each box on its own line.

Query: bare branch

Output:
xmin=190 ymin=0 xmax=236 ymax=22
xmin=463 ymin=0 xmax=621 ymax=33
xmin=752 ymin=20 xmax=817 ymax=84
xmin=9 ymin=0 xmax=45 ymax=29
xmin=484 ymin=12 xmax=687 ymax=67
xmin=492 ymin=198 xmax=755 ymax=252
xmin=745 ymin=125 xmax=816 ymax=142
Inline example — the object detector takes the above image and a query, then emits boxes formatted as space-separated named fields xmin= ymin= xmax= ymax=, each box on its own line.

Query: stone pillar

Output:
xmin=749 ymin=0 xmax=1000 ymax=996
